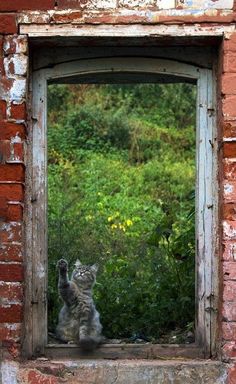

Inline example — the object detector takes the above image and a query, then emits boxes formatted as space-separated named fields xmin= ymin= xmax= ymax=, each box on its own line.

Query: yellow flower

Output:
xmin=126 ymin=219 xmax=133 ymax=227
xmin=111 ymin=224 xmax=117 ymax=229
xmin=108 ymin=216 xmax=113 ymax=222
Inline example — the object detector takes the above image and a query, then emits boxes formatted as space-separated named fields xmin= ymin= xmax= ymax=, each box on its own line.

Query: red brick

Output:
xmin=0 ymin=196 xmax=7 ymax=220
xmin=0 ymin=140 xmax=24 ymax=164
xmin=0 ymin=184 xmax=24 ymax=201
xmin=0 ymin=304 xmax=22 ymax=322
xmin=0 ymin=164 xmax=24 ymax=182
xmin=0 ymin=15 xmax=17 ymax=34
xmin=0 ymin=100 xmax=6 ymax=120
xmin=223 ymin=142 xmax=236 ymax=158
xmin=0 ymin=0 xmax=55 ymax=11
xmin=0 ymin=77 xmax=13 ymax=96
xmin=223 ymin=159 xmax=236 ymax=180
xmin=222 ymin=322 xmax=236 ymax=340
xmin=0 ymin=222 xmax=22 ymax=243
xmin=222 ymin=95 xmax=236 ymax=120
xmin=223 ymin=261 xmax=236 ymax=280
xmin=223 ymin=203 xmax=236 ymax=220
xmin=27 ymin=370 xmax=58 ymax=384
xmin=224 ymin=52 xmax=236 ymax=73
xmin=0 ymin=282 xmax=23 ymax=301
xmin=0 ymin=244 xmax=22 ymax=262
xmin=0 ymin=263 xmax=23 ymax=282
xmin=222 ymin=341 xmax=236 ymax=360
xmin=223 ymin=220 xmax=236 ymax=240
xmin=56 ymin=0 xmax=88 ymax=9
xmin=223 ymin=302 xmax=236 ymax=321
xmin=223 ymin=121 xmax=236 ymax=138
xmin=224 ymin=33 xmax=236 ymax=52
xmin=7 ymin=204 xmax=23 ymax=221
xmin=0 ymin=323 xmax=21 ymax=342
xmin=223 ymin=281 xmax=236 ymax=301
xmin=222 ymin=241 xmax=236 ymax=261
xmin=223 ymin=181 xmax=236 ymax=202
xmin=228 ymin=365 xmax=236 ymax=384
xmin=222 ymin=73 xmax=236 ymax=95
xmin=0 ymin=121 xmax=25 ymax=140
xmin=10 ymin=102 xmax=26 ymax=120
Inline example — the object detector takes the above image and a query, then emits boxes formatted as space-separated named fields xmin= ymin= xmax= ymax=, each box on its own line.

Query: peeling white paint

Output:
xmin=88 ymin=0 xmax=117 ymax=8
xmin=37 ymin=262 xmax=45 ymax=279
xmin=223 ymin=221 xmax=236 ymax=239
xmin=119 ymin=0 xmax=155 ymax=7
xmin=156 ymin=0 xmax=175 ymax=8
xmin=224 ymin=183 xmax=234 ymax=195
xmin=4 ymin=56 xmax=27 ymax=78
xmin=11 ymin=134 xmax=22 ymax=144
xmin=10 ymin=79 xmax=26 ymax=102
xmin=176 ymin=0 xmax=233 ymax=9
xmin=1 ymin=362 xmax=18 ymax=384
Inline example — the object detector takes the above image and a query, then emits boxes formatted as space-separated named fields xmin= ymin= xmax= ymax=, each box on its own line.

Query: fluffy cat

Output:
xmin=56 ymin=258 xmax=103 ymax=351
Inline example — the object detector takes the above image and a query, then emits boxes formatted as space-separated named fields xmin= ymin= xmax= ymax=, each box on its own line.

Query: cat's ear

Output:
xmin=75 ymin=259 xmax=82 ymax=268
xmin=91 ymin=263 xmax=99 ymax=273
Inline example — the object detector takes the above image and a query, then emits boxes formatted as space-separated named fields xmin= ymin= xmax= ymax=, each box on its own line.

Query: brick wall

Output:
xmin=1 ymin=0 xmax=236 ymax=383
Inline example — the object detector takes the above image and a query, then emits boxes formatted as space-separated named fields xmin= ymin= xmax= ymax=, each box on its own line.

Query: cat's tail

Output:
xmin=79 ymin=335 xmax=103 ymax=352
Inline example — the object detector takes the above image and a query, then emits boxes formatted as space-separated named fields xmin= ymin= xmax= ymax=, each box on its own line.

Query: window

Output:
xmin=24 ymin=53 xmax=218 ymax=359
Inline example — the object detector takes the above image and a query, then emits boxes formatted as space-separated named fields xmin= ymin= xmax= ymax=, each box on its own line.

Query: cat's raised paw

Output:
xmin=57 ymin=259 xmax=68 ymax=271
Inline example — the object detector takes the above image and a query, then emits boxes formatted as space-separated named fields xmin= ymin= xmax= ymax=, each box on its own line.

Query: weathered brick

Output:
xmin=222 ymin=322 xmax=236 ymax=340
xmin=0 ymin=282 xmax=23 ymax=302
xmin=222 ymin=341 xmax=236 ymax=360
xmin=223 ymin=181 xmax=236 ymax=201
xmin=228 ymin=365 xmax=236 ymax=383
xmin=223 ymin=203 xmax=236 ymax=220
xmin=0 ymin=323 xmax=21 ymax=342
xmin=10 ymin=102 xmax=26 ymax=120
xmin=224 ymin=52 xmax=236 ymax=73
xmin=0 ymin=122 xmax=25 ymax=140
xmin=0 ymin=304 xmax=22 ymax=322
xmin=223 ymin=121 xmax=236 ymax=138
xmin=223 ymin=261 xmax=236 ymax=280
xmin=0 ymin=15 xmax=17 ymax=34
xmin=0 ymin=140 xmax=24 ymax=164
xmin=223 ymin=142 xmax=236 ymax=157
xmin=223 ymin=159 xmax=236 ymax=180
xmin=223 ymin=281 xmax=236 ymax=301
xmin=4 ymin=55 xmax=28 ymax=77
xmin=0 ymin=222 xmax=22 ymax=243
xmin=222 ymin=73 xmax=236 ymax=95
xmin=0 ymin=244 xmax=22 ymax=262
xmin=0 ymin=184 xmax=24 ymax=202
xmin=0 ymin=0 xmax=55 ymax=11
xmin=0 ymin=263 xmax=23 ymax=282
xmin=222 ymin=241 xmax=236 ymax=261
xmin=4 ymin=35 xmax=28 ymax=55
xmin=224 ymin=33 xmax=236 ymax=52
xmin=223 ymin=302 xmax=236 ymax=321
xmin=27 ymin=370 xmax=58 ymax=384
xmin=222 ymin=95 xmax=236 ymax=120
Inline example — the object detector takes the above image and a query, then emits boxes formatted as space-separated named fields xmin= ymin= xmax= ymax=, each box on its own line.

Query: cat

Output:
xmin=56 ymin=258 xmax=103 ymax=351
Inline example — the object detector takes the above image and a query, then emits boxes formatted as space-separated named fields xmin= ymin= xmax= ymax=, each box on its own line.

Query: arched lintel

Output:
xmin=43 ymin=57 xmax=200 ymax=84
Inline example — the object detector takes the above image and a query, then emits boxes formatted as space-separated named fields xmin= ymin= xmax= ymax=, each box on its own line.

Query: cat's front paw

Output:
xmin=57 ymin=259 xmax=68 ymax=272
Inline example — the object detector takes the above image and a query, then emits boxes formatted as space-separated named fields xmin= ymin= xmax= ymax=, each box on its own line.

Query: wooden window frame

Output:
xmin=23 ymin=54 xmax=218 ymax=359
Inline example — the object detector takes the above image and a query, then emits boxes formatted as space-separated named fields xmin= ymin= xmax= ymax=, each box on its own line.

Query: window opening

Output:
xmin=47 ymin=83 xmax=196 ymax=346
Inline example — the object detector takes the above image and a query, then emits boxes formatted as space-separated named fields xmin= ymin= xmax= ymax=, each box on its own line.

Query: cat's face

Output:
xmin=72 ymin=260 xmax=98 ymax=288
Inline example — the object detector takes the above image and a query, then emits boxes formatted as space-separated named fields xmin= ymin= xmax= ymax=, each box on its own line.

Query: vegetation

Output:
xmin=47 ymin=83 xmax=196 ymax=342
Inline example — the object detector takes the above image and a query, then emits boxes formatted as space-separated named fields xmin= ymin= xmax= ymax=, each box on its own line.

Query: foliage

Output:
xmin=47 ymin=83 xmax=196 ymax=341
